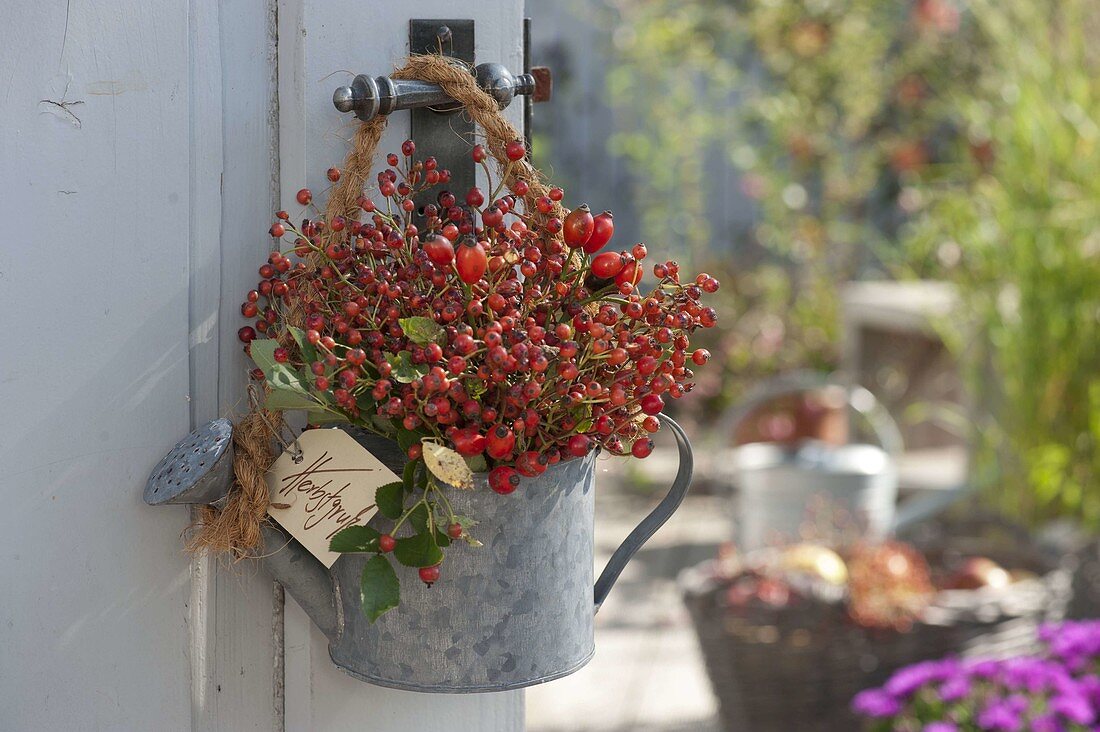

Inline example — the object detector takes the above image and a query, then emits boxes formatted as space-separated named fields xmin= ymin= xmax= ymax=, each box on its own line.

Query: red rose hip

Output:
xmin=563 ymin=204 xmax=594 ymax=248
xmin=567 ymin=434 xmax=592 ymax=457
xmin=583 ymin=211 xmax=614 ymax=253
xmin=455 ymin=238 xmax=488 ymax=284
xmin=505 ymin=140 xmax=526 ymax=161
xmin=419 ymin=565 xmax=441 ymax=586
xmin=488 ymin=466 xmax=521 ymax=495
xmin=590 ymin=251 xmax=625 ymax=279
xmin=486 ymin=424 xmax=516 ymax=460
xmin=640 ymin=393 xmax=665 ymax=415
xmin=424 ymin=234 xmax=456 ymax=266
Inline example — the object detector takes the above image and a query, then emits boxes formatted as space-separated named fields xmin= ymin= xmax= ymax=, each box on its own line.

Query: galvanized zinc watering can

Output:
xmin=719 ymin=374 xmax=906 ymax=551
xmin=145 ymin=414 xmax=692 ymax=692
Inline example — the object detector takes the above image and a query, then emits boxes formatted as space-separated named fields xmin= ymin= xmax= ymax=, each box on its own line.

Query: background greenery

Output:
xmin=588 ymin=0 xmax=1100 ymax=527
xmin=907 ymin=0 xmax=1100 ymax=526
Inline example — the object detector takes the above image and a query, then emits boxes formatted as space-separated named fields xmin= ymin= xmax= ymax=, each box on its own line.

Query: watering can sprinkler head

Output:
xmin=144 ymin=418 xmax=235 ymax=506
xmin=144 ymin=419 xmax=338 ymax=640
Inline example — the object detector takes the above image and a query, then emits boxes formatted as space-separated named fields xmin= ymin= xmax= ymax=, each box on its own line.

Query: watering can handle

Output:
xmin=719 ymin=372 xmax=970 ymax=531
xmin=593 ymin=413 xmax=693 ymax=613
xmin=719 ymin=371 xmax=905 ymax=456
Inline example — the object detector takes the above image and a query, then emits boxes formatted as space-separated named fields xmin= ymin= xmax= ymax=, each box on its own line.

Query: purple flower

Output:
xmin=939 ymin=674 xmax=972 ymax=703
xmin=886 ymin=659 xmax=954 ymax=698
xmin=1051 ymin=693 xmax=1096 ymax=725
xmin=1078 ymin=675 xmax=1100 ymax=706
xmin=977 ymin=698 xmax=1023 ymax=731
xmin=1042 ymin=621 xmax=1100 ymax=673
xmin=852 ymin=623 xmax=1100 ymax=729
xmin=1031 ymin=713 xmax=1066 ymax=732
xmin=968 ymin=658 xmax=1001 ymax=679
xmin=1000 ymin=657 xmax=1060 ymax=693
xmin=851 ymin=688 xmax=902 ymax=718
xmin=1003 ymin=694 xmax=1029 ymax=714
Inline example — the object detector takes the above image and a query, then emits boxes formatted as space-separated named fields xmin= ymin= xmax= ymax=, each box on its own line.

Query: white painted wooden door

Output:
xmin=0 ymin=1 xmax=524 ymax=730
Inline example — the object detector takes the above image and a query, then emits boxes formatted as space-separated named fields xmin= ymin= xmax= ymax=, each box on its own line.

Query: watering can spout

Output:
xmin=144 ymin=418 xmax=339 ymax=641
xmin=258 ymin=525 xmax=338 ymax=639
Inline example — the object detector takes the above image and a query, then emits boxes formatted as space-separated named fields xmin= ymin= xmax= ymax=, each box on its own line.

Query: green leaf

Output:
xmin=465 ymin=379 xmax=487 ymax=401
xmin=399 ymin=316 xmax=444 ymax=345
xmin=360 ymin=555 xmax=400 ymax=623
xmin=453 ymin=514 xmax=478 ymax=531
xmin=453 ymin=514 xmax=481 ymax=547
xmin=389 ymin=351 xmax=428 ymax=383
xmin=374 ymin=481 xmax=405 ymax=520
xmin=249 ymin=340 xmax=308 ymax=392
xmin=408 ymin=502 xmax=429 ymax=533
xmin=394 ymin=530 xmax=444 ymax=568
xmin=397 ymin=428 xmax=424 ymax=452
xmin=464 ymin=454 xmax=488 ymax=473
xmin=355 ymin=392 xmax=376 ymax=414
xmin=268 ymin=363 xmax=308 ymax=393
xmin=248 ymin=338 xmax=279 ymax=376
xmin=329 ymin=525 xmax=381 ymax=553
xmin=370 ymin=415 xmax=398 ymax=437
xmin=253 ymin=346 xmax=328 ymax=418
xmin=265 ymin=388 xmax=319 ymax=411
xmin=288 ymin=326 xmax=318 ymax=364
xmin=402 ymin=460 xmax=417 ymax=490
xmin=305 ymin=408 xmax=350 ymax=425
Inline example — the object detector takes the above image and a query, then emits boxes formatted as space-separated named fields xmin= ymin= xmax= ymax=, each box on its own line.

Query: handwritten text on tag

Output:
xmin=265 ymin=429 xmax=399 ymax=567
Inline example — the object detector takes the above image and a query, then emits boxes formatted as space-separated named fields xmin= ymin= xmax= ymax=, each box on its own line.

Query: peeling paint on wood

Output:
xmin=0 ymin=1 xmax=194 ymax=729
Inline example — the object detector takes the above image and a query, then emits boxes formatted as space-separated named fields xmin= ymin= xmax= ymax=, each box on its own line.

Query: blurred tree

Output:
xmin=907 ymin=0 xmax=1100 ymax=527
xmin=605 ymin=0 xmax=984 ymax=417
xmin=607 ymin=0 xmax=1100 ymax=528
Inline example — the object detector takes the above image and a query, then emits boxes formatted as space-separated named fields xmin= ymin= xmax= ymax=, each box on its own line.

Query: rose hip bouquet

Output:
xmin=238 ymin=138 xmax=718 ymax=618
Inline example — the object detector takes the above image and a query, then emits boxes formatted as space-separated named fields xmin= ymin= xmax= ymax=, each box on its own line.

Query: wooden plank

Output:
xmin=0 ymin=2 xmax=194 ymax=729
xmin=284 ymin=598 xmax=526 ymax=731
xmin=189 ymin=0 xmax=284 ymax=729
xmin=278 ymin=1 xmax=527 ymax=728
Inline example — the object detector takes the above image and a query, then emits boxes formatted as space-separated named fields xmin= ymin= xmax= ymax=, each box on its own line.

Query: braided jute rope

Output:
xmin=186 ymin=408 xmax=283 ymax=557
xmin=187 ymin=54 xmax=564 ymax=559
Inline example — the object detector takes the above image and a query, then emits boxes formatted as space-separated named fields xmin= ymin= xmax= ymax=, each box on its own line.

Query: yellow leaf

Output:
xmin=422 ymin=440 xmax=474 ymax=490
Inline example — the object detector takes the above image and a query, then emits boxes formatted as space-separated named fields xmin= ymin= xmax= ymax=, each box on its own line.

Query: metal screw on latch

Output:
xmin=435 ymin=25 xmax=452 ymax=50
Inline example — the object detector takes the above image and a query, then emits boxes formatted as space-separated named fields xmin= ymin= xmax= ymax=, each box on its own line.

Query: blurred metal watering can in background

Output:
xmin=719 ymin=373 xmax=956 ymax=551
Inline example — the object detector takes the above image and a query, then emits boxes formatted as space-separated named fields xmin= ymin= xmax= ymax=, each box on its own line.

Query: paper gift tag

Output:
xmin=265 ymin=429 xmax=399 ymax=568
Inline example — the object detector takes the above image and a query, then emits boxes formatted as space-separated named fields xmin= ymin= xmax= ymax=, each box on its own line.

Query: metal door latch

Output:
xmin=331 ymin=21 xmax=551 ymax=123
xmin=329 ymin=19 xmax=551 ymax=213
xmin=333 ymin=62 xmax=540 ymax=122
